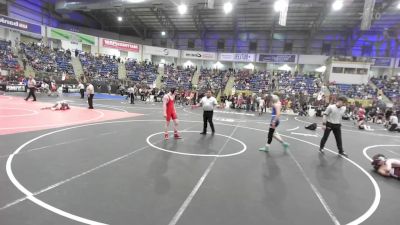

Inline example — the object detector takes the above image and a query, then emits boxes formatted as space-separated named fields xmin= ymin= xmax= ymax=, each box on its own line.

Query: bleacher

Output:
xmin=198 ymin=69 xmax=231 ymax=93
xmin=20 ymin=43 xmax=73 ymax=75
xmin=0 ymin=40 xmax=19 ymax=69
xmin=372 ymin=77 xmax=400 ymax=102
xmin=164 ymin=65 xmax=194 ymax=90
xmin=125 ymin=60 xmax=158 ymax=85
xmin=329 ymin=83 xmax=377 ymax=99
xmin=79 ymin=53 xmax=118 ymax=79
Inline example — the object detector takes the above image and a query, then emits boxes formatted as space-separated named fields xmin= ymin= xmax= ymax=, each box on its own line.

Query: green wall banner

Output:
xmin=48 ymin=27 xmax=95 ymax=45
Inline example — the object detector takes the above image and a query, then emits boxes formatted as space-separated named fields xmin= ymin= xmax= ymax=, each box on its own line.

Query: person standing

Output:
xmin=195 ymin=90 xmax=218 ymax=135
xmin=128 ymin=86 xmax=135 ymax=104
xmin=78 ymin=82 xmax=85 ymax=99
xmin=319 ymin=96 xmax=348 ymax=157
xmin=388 ymin=113 xmax=400 ymax=132
xmin=259 ymin=94 xmax=289 ymax=152
xmin=107 ymin=84 xmax=112 ymax=94
xmin=25 ymin=76 xmax=36 ymax=101
xmin=86 ymin=82 xmax=94 ymax=109
xmin=163 ymin=88 xmax=181 ymax=140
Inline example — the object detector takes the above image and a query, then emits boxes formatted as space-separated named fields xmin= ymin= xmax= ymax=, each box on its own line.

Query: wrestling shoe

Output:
xmin=164 ymin=133 xmax=169 ymax=140
xmin=259 ymin=146 xmax=270 ymax=152
xmin=338 ymin=151 xmax=348 ymax=158
xmin=174 ymin=133 xmax=182 ymax=139
xmin=282 ymin=142 xmax=290 ymax=151
xmin=319 ymin=148 xmax=325 ymax=154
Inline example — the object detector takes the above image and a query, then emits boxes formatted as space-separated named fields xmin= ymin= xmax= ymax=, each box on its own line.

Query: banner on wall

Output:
xmin=143 ymin=45 xmax=179 ymax=57
xmin=0 ymin=15 xmax=41 ymax=34
xmin=182 ymin=50 xmax=217 ymax=61
xmin=218 ymin=53 xmax=255 ymax=62
xmin=257 ymin=54 xmax=297 ymax=63
xmin=48 ymin=27 xmax=95 ymax=45
xmin=371 ymin=57 xmax=392 ymax=67
xmin=102 ymin=38 xmax=140 ymax=52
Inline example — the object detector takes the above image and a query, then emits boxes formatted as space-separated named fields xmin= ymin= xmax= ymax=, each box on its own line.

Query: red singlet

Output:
xmin=165 ymin=95 xmax=177 ymax=122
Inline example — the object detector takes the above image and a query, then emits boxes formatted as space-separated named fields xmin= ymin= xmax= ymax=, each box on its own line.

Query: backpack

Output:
xmin=305 ymin=123 xmax=317 ymax=130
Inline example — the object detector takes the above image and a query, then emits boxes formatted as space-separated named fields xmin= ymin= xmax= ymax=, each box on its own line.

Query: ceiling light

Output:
xmin=223 ymin=2 xmax=233 ymax=14
xmin=178 ymin=4 xmax=187 ymax=14
xmin=315 ymin=66 xmax=327 ymax=73
xmin=117 ymin=16 xmax=123 ymax=22
xmin=274 ymin=0 xmax=288 ymax=12
xmin=397 ymin=2 xmax=400 ymax=9
xmin=161 ymin=31 xmax=166 ymax=36
xmin=278 ymin=64 xmax=291 ymax=71
xmin=332 ymin=0 xmax=343 ymax=11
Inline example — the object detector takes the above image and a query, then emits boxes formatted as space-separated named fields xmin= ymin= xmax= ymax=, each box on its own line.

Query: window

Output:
xmin=357 ymin=68 xmax=368 ymax=74
xmin=332 ymin=67 xmax=343 ymax=73
xmin=344 ymin=68 xmax=356 ymax=74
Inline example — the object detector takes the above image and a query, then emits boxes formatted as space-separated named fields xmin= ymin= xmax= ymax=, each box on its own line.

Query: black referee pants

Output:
xmin=203 ymin=111 xmax=215 ymax=133
xmin=130 ymin=93 xmax=135 ymax=104
xmin=319 ymin=122 xmax=343 ymax=153
xmin=25 ymin=87 xmax=36 ymax=101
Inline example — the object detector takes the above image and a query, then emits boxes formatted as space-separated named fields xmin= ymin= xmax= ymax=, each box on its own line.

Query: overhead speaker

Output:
xmin=188 ymin=39 xmax=195 ymax=49
xmin=249 ymin=41 xmax=257 ymax=51
xmin=160 ymin=40 xmax=167 ymax=47
xmin=322 ymin=43 xmax=331 ymax=55
xmin=361 ymin=44 xmax=372 ymax=56
xmin=284 ymin=42 xmax=292 ymax=52
xmin=217 ymin=39 xmax=225 ymax=50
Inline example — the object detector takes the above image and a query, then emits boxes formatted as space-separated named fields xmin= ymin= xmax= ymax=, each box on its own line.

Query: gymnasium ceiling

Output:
xmin=54 ymin=0 xmax=400 ymax=39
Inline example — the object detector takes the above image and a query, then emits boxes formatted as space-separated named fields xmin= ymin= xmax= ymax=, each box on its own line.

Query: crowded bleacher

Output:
xmin=163 ymin=65 xmax=194 ymax=90
xmin=20 ymin=42 xmax=74 ymax=75
xmin=125 ymin=60 xmax=158 ymax=86
xmin=329 ymin=83 xmax=377 ymax=99
xmin=198 ymin=68 xmax=231 ymax=93
xmin=79 ymin=52 xmax=118 ymax=79
xmin=0 ymin=40 xmax=19 ymax=70
xmin=372 ymin=76 xmax=400 ymax=103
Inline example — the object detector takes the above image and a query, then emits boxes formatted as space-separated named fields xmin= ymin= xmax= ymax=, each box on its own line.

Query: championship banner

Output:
xmin=182 ymin=50 xmax=217 ymax=61
xmin=257 ymin=54 xmax=297 ymax=63
xmin=219 ymin=53 xmax=255 ymax=62
xmin=48 ymin=27 xmax=96 ymax=45
xmin=371 ymin=57 xmax=392 ymax=67
xmin=0 ymin=15 xmax=41 ymax=34
xmin=102 ymin=38 xmax=140 ymax=52
xmin=143 ymin=45 xmax=179 ymax=57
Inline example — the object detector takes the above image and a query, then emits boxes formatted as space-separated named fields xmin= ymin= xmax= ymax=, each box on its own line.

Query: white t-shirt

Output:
xmin=390 ymin=115 xmax=399 ymax=125
xmin=324 ymin=104 xmax=346 ymax=124
xmin=86 ymin=84 xmax=94 ymax=94
xmin=78 ymin=83 xmax=84 ymax=90
xmin=200 ymin=96 xmax=218 ymax=111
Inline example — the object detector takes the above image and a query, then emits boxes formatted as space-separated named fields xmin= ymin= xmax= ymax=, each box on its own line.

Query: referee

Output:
xmin=319 ymin=96 xmax=348 ymax=157
xmin=25 ymin=76 xmax=36 ymax=101
xmin=197 ymin=90 xmax=218 ymax=135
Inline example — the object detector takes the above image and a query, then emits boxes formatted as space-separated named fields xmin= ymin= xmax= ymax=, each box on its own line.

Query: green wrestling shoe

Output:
xmin=282 ymin=142 xmax=290 ymax=151
xmin=259 ymin=146 xmax=270 ymax=152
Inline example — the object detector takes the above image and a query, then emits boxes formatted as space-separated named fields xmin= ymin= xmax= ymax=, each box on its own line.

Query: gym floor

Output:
xmin=0 ymin=93 xmax=399 ymax=225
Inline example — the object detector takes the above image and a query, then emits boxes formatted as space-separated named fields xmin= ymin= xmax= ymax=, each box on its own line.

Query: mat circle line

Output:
xmin=362 ymin=145 xmax=400 ymax=162
xmin=146 ymin=131 xmax=247 ymax=157
xmin=0 ymin=107 xmax=39 ymax=117
xmin=6 ymin=119 xmax=379 ymax=225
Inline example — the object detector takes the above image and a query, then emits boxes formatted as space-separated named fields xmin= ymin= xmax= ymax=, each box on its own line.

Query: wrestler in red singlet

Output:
xmin=358 ymin=106 xmax=366 ymax=121
xmin=163 ymin=88 xmax=181 ymax=140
